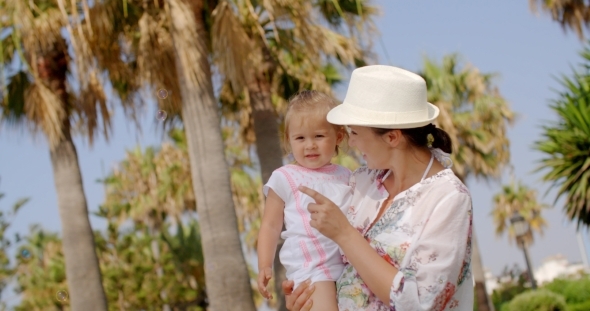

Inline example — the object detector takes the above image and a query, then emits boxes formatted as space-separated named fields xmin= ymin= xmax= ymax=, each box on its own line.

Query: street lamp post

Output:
xmin=510 ymin=212 xmax=537 ymax=289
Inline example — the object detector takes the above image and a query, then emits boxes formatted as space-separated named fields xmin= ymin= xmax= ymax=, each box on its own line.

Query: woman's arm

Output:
xmin=257 ymin=189 xmax=285 ymax=298
xmin=389 ymin=192 xmax=472 ymax=310
xmin=335 ymin=227 xmax=399 ymax=303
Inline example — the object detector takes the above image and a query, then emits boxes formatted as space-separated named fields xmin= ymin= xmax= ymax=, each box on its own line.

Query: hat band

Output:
xmin=344 ymin=102 xmax=429 ymax=124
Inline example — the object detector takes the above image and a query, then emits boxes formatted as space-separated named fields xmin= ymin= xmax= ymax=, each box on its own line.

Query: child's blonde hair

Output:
xmin=283 ymin=90 xmax=347 ymax=155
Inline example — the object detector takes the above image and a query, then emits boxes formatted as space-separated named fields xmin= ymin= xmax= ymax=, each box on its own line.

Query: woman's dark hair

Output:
xmin=371 ymin=124 xmax=452 ymax=153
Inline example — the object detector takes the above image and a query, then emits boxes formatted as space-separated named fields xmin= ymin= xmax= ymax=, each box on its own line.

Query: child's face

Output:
xmin=288 ymin=113 xmax=343 ymax=169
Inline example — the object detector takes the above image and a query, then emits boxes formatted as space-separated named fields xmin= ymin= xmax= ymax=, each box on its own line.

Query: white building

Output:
xmin=483 ymin=253 xmax=589 ymax=295
xmin=533 ymin=254 xmax=588 ymax=285
xmin=485 ymin=268 xmax=500 ymax=295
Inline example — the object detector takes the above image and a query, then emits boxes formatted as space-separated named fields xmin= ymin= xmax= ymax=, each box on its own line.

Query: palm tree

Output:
xmin=491 ymin=181 xmax=548 ymax=290
xmin=168 ymin=27 xmax=257 ymax=303
xmin=0 ymin=1 xmax=126 ymax=309
xmin=529 ymin=0 xmax=590 ymax=39
xmin=535 ymin=46 xmax=590 ymax=228
xmin=420 ymin=54 xmax=516 ymax=311
xmin=492 ymin=181 xmax=548 ymax=246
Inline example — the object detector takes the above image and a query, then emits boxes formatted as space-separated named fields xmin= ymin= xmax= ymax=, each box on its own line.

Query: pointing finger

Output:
xmin=307 ymin=203 xmax=320 ymax=214
xmin=298 ymin=186 xmax=329 ymax=204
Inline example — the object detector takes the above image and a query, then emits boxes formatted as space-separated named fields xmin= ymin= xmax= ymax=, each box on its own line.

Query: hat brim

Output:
xmin=327 ymin=102 xmax=440 ymax=129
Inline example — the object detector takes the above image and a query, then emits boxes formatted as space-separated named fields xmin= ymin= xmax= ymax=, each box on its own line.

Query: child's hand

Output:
xmin=257 ymin=267 xmax=273 ymax=299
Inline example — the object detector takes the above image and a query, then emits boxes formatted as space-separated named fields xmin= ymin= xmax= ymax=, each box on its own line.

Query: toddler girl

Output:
xmin=257 ymin=90 xmax=352 ymax=311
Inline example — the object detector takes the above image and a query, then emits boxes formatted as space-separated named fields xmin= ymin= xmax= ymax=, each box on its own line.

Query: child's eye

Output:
xmin=295 ymin=136 xmax=304 ymax=140
xmin=316 ymin=135 xmax=325 ymax=138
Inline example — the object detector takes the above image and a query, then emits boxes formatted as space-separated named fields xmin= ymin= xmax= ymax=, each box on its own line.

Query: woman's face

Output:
xmin=347 ymin=126 xmax=393 ymax=169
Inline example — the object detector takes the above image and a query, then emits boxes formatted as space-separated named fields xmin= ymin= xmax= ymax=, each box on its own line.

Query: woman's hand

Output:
xmin=282 ymin=279 xmax=315 ymax=311
xmin=299 ymin=185 xmax=354 ymax=244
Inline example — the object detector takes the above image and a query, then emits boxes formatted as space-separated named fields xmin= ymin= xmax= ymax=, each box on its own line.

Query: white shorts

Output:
xmin=280 ymin=235 xmax=345 ymax=288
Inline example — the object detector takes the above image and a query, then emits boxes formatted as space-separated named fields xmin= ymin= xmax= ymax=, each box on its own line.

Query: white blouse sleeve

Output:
xmin=263 ymin=169 xmax=292 ymax=203
xmin=390 ymin=191 xmax=472 ymax=311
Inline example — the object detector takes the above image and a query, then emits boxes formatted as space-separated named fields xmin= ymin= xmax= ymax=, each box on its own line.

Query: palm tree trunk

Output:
xmin=50 ymin=122 xmax=108 ymax=311
xmin=247 ymin=68 xmax=288 ymax=311
xmin=42 ymin=42 xmax=107 ymax=311
xmin=472 ymin=230 xmax=493 ymax=311
xmin=247 ymin=66 xmax=284 ymax=184
xmin=167 ymin=0 xmax=256 ymax=310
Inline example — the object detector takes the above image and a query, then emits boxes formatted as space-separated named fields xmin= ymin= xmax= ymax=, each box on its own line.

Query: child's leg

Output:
xmin=309 ymin=281 xmax=338 ymax=311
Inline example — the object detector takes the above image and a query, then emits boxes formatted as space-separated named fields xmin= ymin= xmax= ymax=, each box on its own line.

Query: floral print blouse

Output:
xmin=337 ymin=167 xmax=473 ymax=311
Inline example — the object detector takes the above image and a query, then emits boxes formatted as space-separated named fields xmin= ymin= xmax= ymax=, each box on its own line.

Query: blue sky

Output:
xmin=1 ymin=1 xmax=589 ymax=305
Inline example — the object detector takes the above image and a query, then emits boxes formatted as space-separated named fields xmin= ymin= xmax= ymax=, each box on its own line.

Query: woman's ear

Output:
xmin=336 ymin=128 xmax=345 ymax=144
xmin=383 ymin=129 xmax=402 ymax=147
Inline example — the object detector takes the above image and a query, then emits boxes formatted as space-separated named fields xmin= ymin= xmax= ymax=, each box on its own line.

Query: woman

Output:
xmin=283 ymin=65 xmax=473 ymax=311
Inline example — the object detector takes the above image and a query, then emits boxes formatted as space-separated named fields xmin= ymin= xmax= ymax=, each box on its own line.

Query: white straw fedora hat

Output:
xmin=327 ymin=65 xmax=439 ymax=129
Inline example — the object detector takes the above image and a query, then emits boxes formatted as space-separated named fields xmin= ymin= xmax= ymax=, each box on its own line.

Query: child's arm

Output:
xmin=257 ymin=188 xmax=285 ymax=299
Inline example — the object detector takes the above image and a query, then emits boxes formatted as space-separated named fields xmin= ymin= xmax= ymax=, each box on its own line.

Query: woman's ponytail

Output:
xmin=431 ymin=127 xmax=452 ymax=154
xmin=396 ymin=123 xmax=453 ymax=154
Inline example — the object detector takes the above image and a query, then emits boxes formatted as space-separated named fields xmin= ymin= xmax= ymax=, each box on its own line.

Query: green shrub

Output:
xmin=543 ymin=278 xmax=570 ymax=295
xmin=506 ymin=289 xmax=567 ymax=311
xmin=543 ymin=275 xmax=590 ymax=305
xmin=562 ymin=277 xmax=590 ymax=305
xmin=569 ymin=300 xmax=590 ymax=311
xmin=499 ymin=302 xmax=511 ymax=311
xmin=491 ymin=282 xmax=528 ymax=311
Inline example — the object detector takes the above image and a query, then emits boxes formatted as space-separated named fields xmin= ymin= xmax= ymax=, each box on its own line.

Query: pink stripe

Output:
xmin=300 ymin=241 xmax=312 ymax=268
xmin=278 ymin=168 xmax=333 ymax=279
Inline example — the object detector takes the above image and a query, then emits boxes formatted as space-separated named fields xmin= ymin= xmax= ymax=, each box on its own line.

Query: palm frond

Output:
xmin=535 ymin=58 xmax=590 ymax=227
xmin=420 ymin=54 xmax=515 ymax=181
xmin=0 ymin=71 xmax=29 ymax=126
xmin=24 ymin=79 xmax=66 ymax=147
xmin=212 ymin=0 xmax=256 ymax=93
xmin=529 ymin=0 xmax=590 ymax=40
